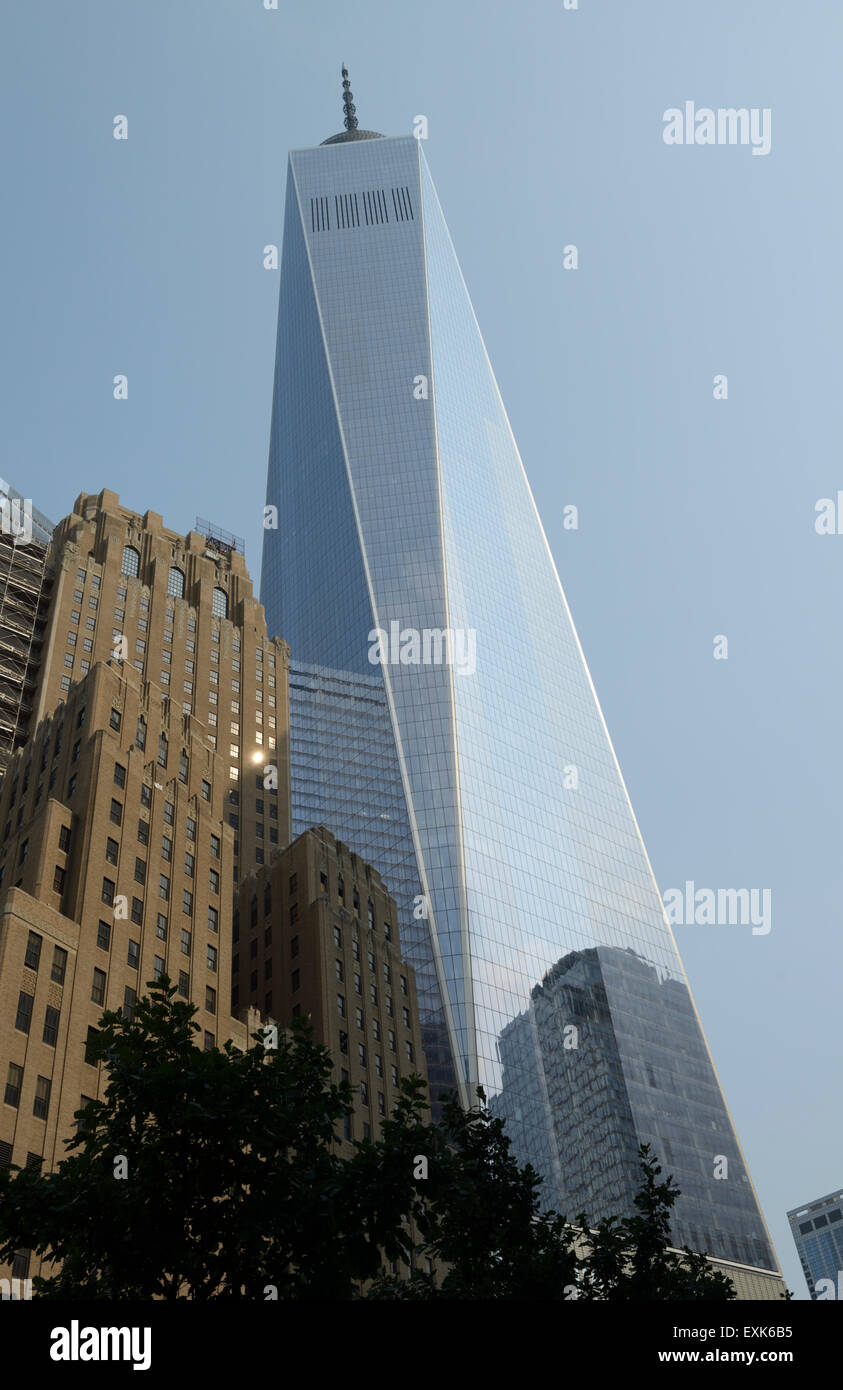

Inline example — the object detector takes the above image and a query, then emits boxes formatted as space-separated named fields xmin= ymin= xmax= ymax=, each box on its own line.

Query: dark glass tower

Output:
xmin=261 ymin=75 xmax=777 ymax=1270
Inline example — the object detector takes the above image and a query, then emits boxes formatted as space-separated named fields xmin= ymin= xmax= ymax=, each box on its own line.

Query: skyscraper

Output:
xmin=787 ymin=1190 xmax=843 ymax=1299
xmin=261 ymin=72 xmax=778 ymax=1273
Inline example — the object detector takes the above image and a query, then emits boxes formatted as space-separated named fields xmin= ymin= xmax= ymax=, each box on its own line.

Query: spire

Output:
xmin=321 ymin=65 xmax=384 ymax=145
xmin=341 ymin=64 xmax=358 ymax=133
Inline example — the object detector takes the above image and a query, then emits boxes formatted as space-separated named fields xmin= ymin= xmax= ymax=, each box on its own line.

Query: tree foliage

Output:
xmin=0 ymin=981 xmax=740 ymax=1300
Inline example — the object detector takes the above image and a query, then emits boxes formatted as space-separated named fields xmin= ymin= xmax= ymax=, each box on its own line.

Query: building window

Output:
xmin=356 ymin=1008 xmax=364 ymax=1029
xmin=358 ymin=1044 xmax=366 ymax=1066
xmin=207 ymin=945 xmax=217 ymax=972
xmin=101 ymin=877 xmax=115 ymax=906
xmin=156 ymin=913 xmax=167 ymax=941
xmin=105 ymin=837 xmax=118 ymax=865
xmin=181 ymin=928 xmax=191 ymax=955
xmin=123 ymin=987 xmax=136 ymax=1020
xmin=337 ymin=994 xmax=345 ymax=1018
xmin=140 ymin=783 xmax=151 ymax=808
xmin=131 ymin=897 xmax=143 ymax=925
xmin=127 ymin=939 xmax=140 ymax=970
xmin=163 ymin=802 xmax=174 ymax=826
xmin=15 ymin=991 xmax=34 ymax=1034
xmin=33 ymin=1075 xmax=51 ymax=1120
xmin=110 ymin=798 xmax=123 ymax=825
xmin=91 ymin=968 xmax=106 ymax=1006
xmin=372 ymin=1019 xmax=381 ymax=1042
xmin=168 ymin=567 xmax=185 ymax=598
xmin=4 ymin=1062 xmax=23 ymax=1108
xmin=97 ymin=920 xmax=111 ymax=951
xmin=201 ymin=779 xmax=211 ymax=802
xmin=137 ymin=818 xmax=149 ymax=846
xmin=209 ymin=869 xmax=219 ymax=895
xmin=157 ymin=735 xmax=168 ymax=768
xmin=178 ymin=971 xmax=189 ymax=998
xmin=210 ymin=834 xmax=220 ymax=859
xmin=208 ymin=905 xmax=219 ymax=935
xmin=109 ymin=707 xmax=122 ymax=732
xmin=186 ymin=817 xmax=196 ymax=842
xmin=153 ymin=955 xmax=165 ymax=982
xmin=290 ymin=936 xmax=299 ymax=959
xmin=339 ymin=1030 xmax=348 ymax=1054
xmin=114 ymin=762 xmax=126 ymax=788
xmin=183 ymin=889 xmax=193 ymax=916
xmin=405 ymin=1041 xmax=414 ymax=1062
xmin=161 ymin=836 xmax=172 ymax=862
xmin=159 ymin=874 xmax=170 ymax=902
xmin=43 ymin=1005 xmax=61 ymax=1047
xmin=178 ymin=752 xmax=189 ymax=783
xmin=402 ymin=1007 xmax=410 ymax=1028
xmin=121 ymin=545 xmax=140 ymax=578
xmin=184 ymin=852 xmax=194 ymax=877
xmin=205 ymin=986 xmax=216 ymax=1015
xmin=24 ymin=930 xmax=42 ymax=971
xmin=212 ymin=587 xmax=227 ymax=619
xmin=336 ymin=959 xmax=344 ymax=982
xmin=84 ymin=1027 xmax=99 ymax=1065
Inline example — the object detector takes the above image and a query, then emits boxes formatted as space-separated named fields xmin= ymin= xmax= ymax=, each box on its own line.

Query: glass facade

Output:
xmin=787 ymin=1190 xmax=843 ymax=1298
xmin=262 ymin=132 xmax=776 ymax=1269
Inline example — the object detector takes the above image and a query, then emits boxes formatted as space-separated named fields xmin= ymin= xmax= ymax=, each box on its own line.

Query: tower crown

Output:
xmin=321 ymin=63 xmax=383 ymax=145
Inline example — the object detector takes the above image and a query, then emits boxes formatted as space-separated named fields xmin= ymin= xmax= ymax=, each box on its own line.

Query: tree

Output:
xmin=0 ymin=985 xmax=742 ymax=1300
xmin=0 ymin=978 xmax=427 ymax=1299
xmin=368 ymin=1091 xmax=736 ymax=1301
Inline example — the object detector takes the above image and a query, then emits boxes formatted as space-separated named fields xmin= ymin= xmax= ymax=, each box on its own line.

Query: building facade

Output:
xmin=0 ymin=662 xmax=263 ymax=1284
xmin=787 ymin=1189 xmax=843 ymax=1299
xmin=260 ymin=85 xmax=778 ymax=1273
xmin=36 ymin=490 xmax=291 ymax=885
xmin=233 ymin=824 xmax=427 ymax=1145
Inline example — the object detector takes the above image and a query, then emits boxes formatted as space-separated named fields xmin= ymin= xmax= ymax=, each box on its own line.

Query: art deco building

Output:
xmin=0 ymin=661 xmax=263 ymax=1284
xmin=233 ymin=824 xmax=427 ymax=1144
xmin=0 ymin=478 xmax=54 ymax=780
xmin=260 ymin=71 xmax=779 ymax=1275
xmin=36 ymin=490 xmax=291 ymax=882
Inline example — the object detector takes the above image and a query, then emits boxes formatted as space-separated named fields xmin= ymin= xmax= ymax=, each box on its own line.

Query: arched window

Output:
xmin=167 ymin=567 xmax=185 ymax=599
xmin=121 ymin=546 xmax=140 ymax=578
xmin=212 ymin=587 xmax=228 ymax=619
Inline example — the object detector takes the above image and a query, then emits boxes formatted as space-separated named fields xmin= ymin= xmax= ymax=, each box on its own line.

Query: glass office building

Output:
xmin=262 ymin=92 xmax=777 ymax=1269
xmin=787 ymin=1190 xmax=843 ymax=1298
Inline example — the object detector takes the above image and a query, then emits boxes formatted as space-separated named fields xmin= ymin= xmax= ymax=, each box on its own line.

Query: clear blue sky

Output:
xmin=3 ymin=0 xmax=841 ymax=1298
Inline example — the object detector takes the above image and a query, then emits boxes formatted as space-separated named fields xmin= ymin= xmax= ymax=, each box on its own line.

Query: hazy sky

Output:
xmin=3 ymin=0 xmax=841 ymax=1298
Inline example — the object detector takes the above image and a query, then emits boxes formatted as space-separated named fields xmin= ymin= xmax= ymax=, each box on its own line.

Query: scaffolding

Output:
xmin=0 ymin=492 xmax=54 ymax=779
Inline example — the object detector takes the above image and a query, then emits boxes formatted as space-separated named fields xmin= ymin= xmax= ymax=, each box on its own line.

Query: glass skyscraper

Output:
xmin=261 ymin=76 xmax=777 ymax=1271
xmin=787 ymin=1190 xmax=843 ymax=1298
